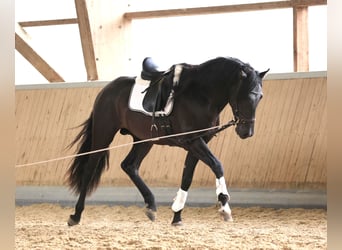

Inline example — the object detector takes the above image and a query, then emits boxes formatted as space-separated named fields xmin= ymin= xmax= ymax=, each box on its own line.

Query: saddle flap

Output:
xmin=128 ymin=60 xmax=183 ymax=117
xmin=142 ymin=78 xmax=168 ymax=113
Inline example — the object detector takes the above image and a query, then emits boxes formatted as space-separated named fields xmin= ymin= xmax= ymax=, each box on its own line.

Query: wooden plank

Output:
xmin=15 ymin=23 xmax=64 ymax=83
xmin=124 ymin=0 xmax=326 ymax=19
xmin=293 ymin=6 xmax=309 ymax=72
xmin=306 ymin=78 xmax=327 ymax=185
xmin=75 ymin=0 xmax=98 ymax=81
xmin=253 ymin=80 xmax=285 ymax=185
xmin=291 ymin=0 xmax=327 ymax=7
xmin=125 ymin=1 xmax=292 ymax=19
xmin=287 ymin=79 xmax=316 ymax=183
xmin=301 ymin=79 xmax=325 ymax=183
xmin=19 ymin=18 xmax=78 ymax=27
xmin=273 ymin=80 xmax=301 ymax=183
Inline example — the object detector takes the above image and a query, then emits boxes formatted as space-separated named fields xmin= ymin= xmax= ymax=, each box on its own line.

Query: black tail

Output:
xmin=66 ymin=113 xmax=110 ymax=196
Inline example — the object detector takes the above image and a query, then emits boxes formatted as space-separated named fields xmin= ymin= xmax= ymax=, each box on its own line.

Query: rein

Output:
xmin=179 ymin=119 xmax=237 ymax=143
xmin=16 ymin=119 xmax=237 ymax=168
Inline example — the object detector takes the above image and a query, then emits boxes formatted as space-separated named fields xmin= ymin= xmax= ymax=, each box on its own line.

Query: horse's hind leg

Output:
xmin=120 ymin=139 xmax=156 ymax=221
xmin=68 ymin=110 xmax=118 ymax=226
xmin=68 ymin=152 xmax=106 ymax=226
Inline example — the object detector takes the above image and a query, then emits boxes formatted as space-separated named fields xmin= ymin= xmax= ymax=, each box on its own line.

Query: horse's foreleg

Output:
xmin=184 ymin=137 xmax=233 ymax=222
xmin=216 ymin=176 xmax=233 ymax=221
xmin=171 ymin=152 xmax=198 ymax=226
xmin=121 ymin=142 xmax=156 ymax=221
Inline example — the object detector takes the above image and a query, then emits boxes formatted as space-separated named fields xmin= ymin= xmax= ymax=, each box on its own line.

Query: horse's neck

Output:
xmin=195 ymin=66 xmax=237 ymax=112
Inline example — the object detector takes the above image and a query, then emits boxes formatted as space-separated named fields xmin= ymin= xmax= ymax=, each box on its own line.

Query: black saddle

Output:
xmin=141 ymin=57 xmax=166 ymax=81
xmin=141 ymin=57 xmax=173 ymax=113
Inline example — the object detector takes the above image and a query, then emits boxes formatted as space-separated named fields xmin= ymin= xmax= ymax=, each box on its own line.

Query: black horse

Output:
xmin=67 ymin=56 xmax=269 ymax=226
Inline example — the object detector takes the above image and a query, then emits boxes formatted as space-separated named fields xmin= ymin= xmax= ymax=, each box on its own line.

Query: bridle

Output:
xmin=229 ymin=77 xmax=257 ymax=126
xmin=229 ymin=82 xmax=256 ymax=125
xmin=180 ymin=76 xmax=258 ymax=143
xmin=232 ymin=107 xmax=256 ymax=125
xmin=179 ymin=66 xmax=261 ymax=143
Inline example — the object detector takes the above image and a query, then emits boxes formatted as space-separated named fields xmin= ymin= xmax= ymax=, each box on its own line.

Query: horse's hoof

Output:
xmin=67 ymin=215 xmax=79 ymax=226
xmin=219 ymin=210 xmax=234 ymax=222
xmin=171 ymin=221 xmax=183 ymax=226
xmin=144 ymin=208 xmax=156 ymax=221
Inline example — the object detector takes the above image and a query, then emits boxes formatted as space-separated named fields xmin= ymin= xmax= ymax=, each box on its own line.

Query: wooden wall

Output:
xmin=15 ymin=72 xmax=327 ymax=190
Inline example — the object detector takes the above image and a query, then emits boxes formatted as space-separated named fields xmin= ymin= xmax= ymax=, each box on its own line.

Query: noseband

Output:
xmin=232 ymin=109 xmax=256 ymax=125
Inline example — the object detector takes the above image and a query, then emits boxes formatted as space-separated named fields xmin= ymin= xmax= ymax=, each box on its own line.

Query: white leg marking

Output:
xmin=216 ymin=177 xmax=233 ymax=221
xmin=171 ymin=188 xmax=188 ymax=212
xmin=216 ymin=176 xmax=230 ymax=200
xmin=219 ymin=202 xmax=234 ymax=222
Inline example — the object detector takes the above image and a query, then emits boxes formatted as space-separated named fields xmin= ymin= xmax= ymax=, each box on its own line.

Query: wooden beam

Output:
xmin=291 ymin=0 xmax=327 ymax=7
xmin=15 ymin=23 xmax=64 ymax=82
xmin=125 ymin=1 xmax=290 ymax=19
xmin=293 ymin=6 xmax=309 ymax=72
xmin=75 ymin=0 xmax=98 ymax=81
xmin=124 ymin=0 xmax=326 ymax=19
xmin=19 ymin=18 xmax=78 ymax=27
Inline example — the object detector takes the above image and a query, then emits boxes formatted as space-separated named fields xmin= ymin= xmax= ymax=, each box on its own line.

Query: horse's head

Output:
xmin=230 ymin=66 xmax=269 ymax=139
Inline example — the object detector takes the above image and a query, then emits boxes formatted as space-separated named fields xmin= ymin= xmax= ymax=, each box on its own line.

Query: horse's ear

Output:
xmin=259 ymin=68 xmax=270 ymax=79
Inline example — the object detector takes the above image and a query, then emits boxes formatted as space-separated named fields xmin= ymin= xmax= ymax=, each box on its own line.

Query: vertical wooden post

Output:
xmin=75 ymin=0 xmax=98 ymax=81
xmin=293 ymin=6 xmax=309 ymax=72
xmin=86 ymin=0 xmax=132 ymax=80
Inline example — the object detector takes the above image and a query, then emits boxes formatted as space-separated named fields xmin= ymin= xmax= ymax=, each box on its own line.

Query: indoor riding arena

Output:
xmin=15 ymin=1 xmax=327 ymax=249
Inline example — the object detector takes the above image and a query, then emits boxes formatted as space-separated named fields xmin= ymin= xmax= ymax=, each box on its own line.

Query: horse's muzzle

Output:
xmin=235 ymin=122 xmax=254 ymax=139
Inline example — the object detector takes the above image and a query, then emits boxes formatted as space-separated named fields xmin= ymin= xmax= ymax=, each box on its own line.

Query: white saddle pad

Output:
xmin=128 ymin=76 xmax=174 ymax=117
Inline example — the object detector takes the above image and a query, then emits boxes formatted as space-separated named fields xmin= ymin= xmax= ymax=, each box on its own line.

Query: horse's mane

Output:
xmin=174 ymin=57 xmax=245 ymax=91
xmin=172 ymin=57 xmax=259 ymax=99
xmin=199 ymin=56 xmax=247 ymax=68
xmin=179 ymin=57 xmax=254 ymax=75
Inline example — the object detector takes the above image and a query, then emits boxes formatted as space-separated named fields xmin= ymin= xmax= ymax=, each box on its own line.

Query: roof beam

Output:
xmin=15 ymin=23 xmax=64 ymax=82
xmin=291 ymin=0 xmax=326 ymax=7
xmin=75 ymin=0 xmax=98 ymax=81
xmin=19 ymin=18 xmax=78 ymax=27
xmin=124 ymin=0 xmax=326 ymax=19
xmin=125 ymin=1 xmax=291 ymax=19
